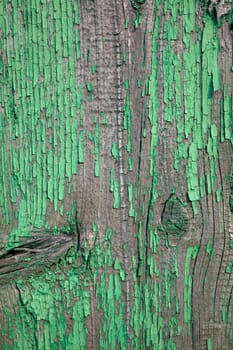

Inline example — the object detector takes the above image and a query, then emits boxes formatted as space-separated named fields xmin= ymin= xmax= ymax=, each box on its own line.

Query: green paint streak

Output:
xmin=207 ymin=338 xmax=213 ymax=350
xmin=123 ymin=81 xmax=132 ymax=154
xmin=86 ymin=82 xmax=93 ymax=102
xmin=111 ymin=142 xmax=119 ymax=161
xmin=186 ymin=142 xmax=200 ymax=202
xmin=94 ymin=122 xmax=100 ymax=177
xmin=128 ymin=183 xmax=135 ymax=217
xmin=221 ymin=85 xmax=232 ymax=142
xmin=225 ymin=261 xmax=233 ymax=274
xmin=206 ymin=239 xmax=214 ymax=257
xmin=199 ymin=15 xmax=221 ymax=152
xmin=128 ymin=158 xmax=134 ymax=171
xmin=109 ymin=169 xmax=120 ymax=209
xmin=184 ymin=246 xmax=199 ymax=334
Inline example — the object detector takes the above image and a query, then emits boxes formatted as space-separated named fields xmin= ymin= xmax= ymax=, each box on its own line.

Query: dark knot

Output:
xmin=130 ymin=0 xmax=146 ymax=11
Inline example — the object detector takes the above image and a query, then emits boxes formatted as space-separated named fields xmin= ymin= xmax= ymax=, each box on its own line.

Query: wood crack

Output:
xmin=0 ymin=234 xmax=76 ymax=284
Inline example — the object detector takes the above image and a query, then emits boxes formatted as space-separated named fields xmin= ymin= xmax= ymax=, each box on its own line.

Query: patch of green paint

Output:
xmin=202 ymin=15 xmax=221 ymax=134
xmin=124 ymin=79 xmax=129 ymax=90
xmin=225 ymin=261 xmax=233 ymax=274
xmin=3 ymin=307 xmax=16 ymax=340
xmin=91 ymin=64 xmax=97 ymax=74
xmin=128 ymin=158 xmax=134 ymax=171
xmin=125 ymin=16 xmax=129 ymax=29
xmin=94 ymin=122 xmax=100 ymax=177
xmin=181 ymin=0 xmax=195 ymax=47
xmin=207 ymin=338 xmax=213 ymax=350
xmin=114 ymin=258 xmax=126 ymax=280
xmin=163 ymin=21 xmax=178 ymax=41
xmin=87 ymin=48 xmax=91 ymax=63
xmin=149 ymin=228 xmax=160 ymax=254
xmin=123 ymin=92 xmax=132 ymax=153
xmin=186 ymin=142 xmax=200 ymax=202
xmin=174 ymin=143 xmax=188 ymax=171
xmin=133 ymin=11 xmax=142 ymax=29
xmin=221 ymin=85 xmax=232 ymax=142
xmin=137 ymin=79 xmax=142 ymax=88
xmin=206 ymin=239 xmax=214 ymax=257
xmin=128 ymin=183 xmax=135 ymax=217
xmin=0 ymin=0 xmax=84 ymax=236
xmin=111 ymin=142 xmax=119 ymax=161
xmin=221 ymin=305 xmax=227 ymax=321
xmin=109 ymin=168 xmax=120 ymax=209
xmin=122 ymin=50 xmax=127 ymax=64
xmin=184 ymin=246 xmax=199 ymax=334
xmin=100 ymin=111 xmax=107 ymax=125
xmin=86 ymin=82 xmax=93 ymax=102
xmin=216 ymin=188 xmax=222 ymax=202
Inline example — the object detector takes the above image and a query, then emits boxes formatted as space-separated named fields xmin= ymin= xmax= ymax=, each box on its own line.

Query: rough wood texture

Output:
xmin=0 ymin=0 xmax=232 ymax=349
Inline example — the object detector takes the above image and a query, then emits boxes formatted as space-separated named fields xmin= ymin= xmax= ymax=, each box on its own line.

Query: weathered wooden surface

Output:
xmin=0 ymin=0 xmax=232 ymax=349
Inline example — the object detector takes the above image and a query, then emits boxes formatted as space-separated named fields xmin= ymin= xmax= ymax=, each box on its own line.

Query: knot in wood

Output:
xmin=0 ymin=234 xmax=75 ymax=284
xmin=130 ymin=0 xmax=146 ymax=11
xmin=161 ymin=194 xmax=189 ymax=238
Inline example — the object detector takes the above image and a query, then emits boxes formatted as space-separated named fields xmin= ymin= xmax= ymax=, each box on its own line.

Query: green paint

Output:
xmin=184 ymin=246 xmax=199 ymax=334
xmin=87 ymin=48 xmax=91 ymax=63
xmin=122 ymin=50 xmax=127 ymax=64
xmin=216 ymin=188 xmax=222 ymax=202
xmin=128 ymin=183 xmax=135 ymax=217
xmin=206 ymin=239 xmax=214 ymax=257
xmin=0 ymin=0 xmax=84 ymax=235
xmin=128 ymin=158 xmax=134 ymax=171
xmin=207 ymin=338 xmax=213 ymax=350
xmin=111 ymin=142 xmax=119 ymax=161
xmin=94 ymin=122 xmax=100 ymax=177
xmin=221 ymin=85 xmax=232 ymax=142
xmin=0 ymin=0 xmax=232 ymax=348
xmin=137 ymin=79 xmax=142 ymax=88
xmin=186 ymin=142 xmax=200 ymax=202
xmin=123 ymin=81 xmax=133 ymax=154
xmin=133 ymin=12 xmax=143 ymax=29
xmin=109 ymin=169 xmax=120 ymax=209
xmin=225 ymin=261 xmax=233 ymax=274
xmin=86 ymin=82 xmax=93 ymax=102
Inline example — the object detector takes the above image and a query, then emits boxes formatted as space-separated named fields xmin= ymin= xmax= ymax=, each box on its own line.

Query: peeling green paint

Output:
xmin=128 ymin=183 xmax=135 ymax=217
xmin=111 ymin=142 xmax=119 ymax=161
xmin=109 ymin=169 xmax=120 ymax=209
xmin=0 ymin=0 xmax=84 ymax=234
xmin=86 ymin=82 xmax=93 ymax=102
xmin=123 ymin=81 xmax=132 ymax=154
xmin=0 ymin=0 xmax=232 ymax=348
xmin=207 ymin=338 xmax=213 ymax=350
xmin=184 ymin=246 xmax=199 ymax=334
xmin=94 ymin=122 xmax=100 ymax=177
